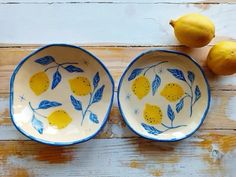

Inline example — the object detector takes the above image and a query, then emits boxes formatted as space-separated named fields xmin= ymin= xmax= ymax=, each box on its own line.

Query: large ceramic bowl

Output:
xmin=10 ymin=44 xmax=114 ymax=145
xmin=118 ymin=50 xmax=210 ymax=141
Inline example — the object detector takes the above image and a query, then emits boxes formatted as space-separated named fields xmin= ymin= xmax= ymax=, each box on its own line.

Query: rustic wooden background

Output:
xmin=0 ymin=0 xmax=236 ymax=176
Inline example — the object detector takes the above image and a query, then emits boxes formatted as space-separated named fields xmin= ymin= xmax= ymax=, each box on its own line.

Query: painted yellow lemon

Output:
xmin=170 ymin=13 xmax=215 ymax=47
xmin=161 ymin=83 xmax=184 ymax=102
xmin=143 ymin=104 xmax=162 ymax=125
xmin=47 ymin=110 xmax=72 ymax=129
xmin=29 ymin=71 xmax=49 ymax=96
xmin=132 ymin=76 xmax=150 ymax=100
xmin=69 ymin=76 xmax=92 ymax=96
xmin=207 ymin=41 xmax=236 ymax=75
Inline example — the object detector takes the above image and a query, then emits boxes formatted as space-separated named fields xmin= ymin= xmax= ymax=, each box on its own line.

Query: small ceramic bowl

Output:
xmin=118 ymin=50 xmax=210 ymax=141
xmin=10 ymin=44 xmax=114 ymax=145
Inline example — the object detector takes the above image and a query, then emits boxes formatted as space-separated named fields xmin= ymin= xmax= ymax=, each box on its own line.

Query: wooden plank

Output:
xmin=1 ymin=46 xmax=235 ymax=140
xmin=0 ymin=1 xmax=235 ymax=176
xmin=1 ymin=46 xmax=236 ymax=94
xmin=0 ymin=3 xmax=235 ymax=45
xmin=1 ymin=89 xmax=236 ymax=140
xmin=0 ymin=130 xmax=236 ymax=177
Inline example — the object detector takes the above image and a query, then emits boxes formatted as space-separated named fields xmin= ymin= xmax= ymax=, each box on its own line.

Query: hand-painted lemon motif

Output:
xmin=132 ymin=76 xmax=150 ymax=100
xmin=161 ymin=83 xmax=184 ymax=102
xmin=47 ymin=110 xmax=72 ymax=129
xmin=69 ymin=76 xmax=92 ymax=96
xmin=29 ymin=71 xmax=49 ymax=96
xmin=143 ymin=104 xmax=162 ymax=125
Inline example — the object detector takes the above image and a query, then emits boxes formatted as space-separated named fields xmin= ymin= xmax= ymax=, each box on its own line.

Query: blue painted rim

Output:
xmin=117 ymin=49 xmax=211 ymax=142
xmin=10 ymin=44 xmax=115 ymax=146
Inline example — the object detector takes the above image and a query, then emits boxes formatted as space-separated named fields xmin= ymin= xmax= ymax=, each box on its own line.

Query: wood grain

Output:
xmin=0 ymin=0 xmax=236 ymax=176
xmin=0 ymin=130 xmax=236 ymax=177
xmin=0 ymin=3 xmax=235 ymax=44
xmin=1 ymin=89 xmax=236 ymax=140
xmin=1 ymin=45 xmax=235 ymax=141
xmin=1 ymin=46 xmax=236 ymax=94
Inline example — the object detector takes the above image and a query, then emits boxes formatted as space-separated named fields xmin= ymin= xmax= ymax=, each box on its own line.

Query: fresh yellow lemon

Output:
xmin=207 ymin=41 xmax=236 ymax=75
xmin=29 ymin=71 xmax=49 ymax=96
xmin=47 ymin=110 xmax=72 ymax=129
xmin=132 ymin=76 xmax=150 ymax=100
xmin=161 ymin=83 xmax=184 ymax=102
xmin=143 ymin=104 xmax=162 ymax=125
xmin=69 ymin=76 xmax=92 ymax=96
xmin=170 ymin=13 xmax=215 ymax=47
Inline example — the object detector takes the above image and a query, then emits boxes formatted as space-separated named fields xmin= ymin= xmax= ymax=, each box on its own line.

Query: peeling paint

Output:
xmin=211 ymin=144 xmax=224 ymax=162
xmin=0 ymin=97 xmax=8 ymax=113
xmin=0 ymin=98 xmax=9 ymax=123
xmin=219 ymin=77 xmax=236 ymax=86
xmin=97 ymin=124 xmax=113 ymax=138
xmin=0 ymin=109 xmax=10 ymax=125
xmin=196 ymin=133 xmax=236 ymax=176
xmin=225 ymin=96 xmax=236 ymax=121
xmin=129 ymin=160 xmax=144 ymax=169
xmin=150 ymin=169 xmax=163 ymax=177
xmin=210 ymin=96 xmax=221 ymax=108
xmin=200 ymin=143 xmax=231 ymax=176
xmin=111 ymin=124 xmax=124 ymax=136
xmin=34 ymin=145 xmax=73 ymax=163
xmin=108 ymin=106 xmax=126 ymax=129
xmin=0 ymin=142 xmax=74 ymax=164
xmin=7 ymin=167 xmax=31 ymax=177
xmin=134 ymin=138 xmax=180 ymax=164
xmin=200 ymin=156 xmax=225 ymax=177
xmin=198 ymin=133 xmax=236 ymax=153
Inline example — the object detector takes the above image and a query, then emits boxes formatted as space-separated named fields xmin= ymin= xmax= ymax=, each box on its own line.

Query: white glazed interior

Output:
xmin=118 ymin=50 xmax=210 ymax=141
xmin=10 ymin=44 xmax=114 ymax=145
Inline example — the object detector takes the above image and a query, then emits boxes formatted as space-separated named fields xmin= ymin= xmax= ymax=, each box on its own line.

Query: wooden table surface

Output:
xmin=0 ymin=0 xmax=236 ymax=177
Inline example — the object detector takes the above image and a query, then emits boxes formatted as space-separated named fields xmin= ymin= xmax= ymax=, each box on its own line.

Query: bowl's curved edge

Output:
xmin=117 ymin=49 xmax=211 ymax=142
xmin=10 ymin=44 xmax=115 ymax=146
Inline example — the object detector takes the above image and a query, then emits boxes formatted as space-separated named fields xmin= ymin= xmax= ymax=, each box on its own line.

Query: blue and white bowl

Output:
xmin=118 ymin=49 xmax=210 ymax=141
xmin=10 ymin=44 xmax=114 ymax=145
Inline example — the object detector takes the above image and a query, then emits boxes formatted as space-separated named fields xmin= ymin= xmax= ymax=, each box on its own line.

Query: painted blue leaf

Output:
xmin=167 ymin=105 xmax=175 ymax=121
xmin=194 ymin=85 xmax=201 ymax=103
xmin=93 ymin=72 xmax=100 ymax=89
xmin=64 ymin=65 xmax=83 ymax=73
xmin=89 ymin=112 xmax=99 ymax=124
xmin=38 ymin=100 xmax=62 ymax=109
xmin=141 ymin=123 xmax=161 ymax=135
xmin=176 ymin=99 xmax=184 ymax=113
xmin=35 ymin=56 xmax=55 ymax=65
xmin=167 ymin=69 xmax=186 ymax=81
xmin=92 ymin=85 xmax=105 ymax=104
xmin=70 ymin=95 xmax=82 ymax=111
xmin=152 ymin=74 xmax=161 ymax=96
xmin=187 ymin=71 xmax=195 ymax=84
xmin=128 ymin=68 xmax=143 ymax=81
xmin=31 ymin=116 xmax=43 ymax=134
xmin=51 ymin=70 xmax=61 ymax=89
